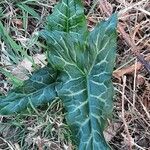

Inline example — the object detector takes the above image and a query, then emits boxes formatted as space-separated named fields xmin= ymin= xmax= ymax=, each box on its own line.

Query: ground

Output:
xmin=0 ymin=0 xmax=150 ymax=149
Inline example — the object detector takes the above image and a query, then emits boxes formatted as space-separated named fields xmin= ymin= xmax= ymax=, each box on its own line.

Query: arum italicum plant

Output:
xmin=0 ymin=0 xmax=117 ymax=149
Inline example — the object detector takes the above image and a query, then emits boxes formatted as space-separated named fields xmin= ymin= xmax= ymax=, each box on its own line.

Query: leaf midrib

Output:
xmin=86 ymin=74 xmax=95 ymax=149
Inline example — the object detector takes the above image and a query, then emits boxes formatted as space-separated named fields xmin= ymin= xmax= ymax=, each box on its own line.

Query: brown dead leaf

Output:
xmin=113 ymin=61 xmax=142 ymax=80
xmin=12 ymin=54 xmax=46 ymax=80
xmin=113 ymin=54 xmax=150 ymax=80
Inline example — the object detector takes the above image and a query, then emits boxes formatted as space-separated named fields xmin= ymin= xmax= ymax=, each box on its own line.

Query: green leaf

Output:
xmin=42 ymin=14 xmax=117 ymax=149
xmin=0 ymin=68 xmax=23 ymax=87
xmin=0 ymin=21 xmax=33 ymax=64
xmin=0 ymin=21 xmax=24 ymax=63
xmin=46 ymin=0 xmax=88 ymax=36
xmin=18 ymin=3 xmax=40 ymax=19
xmin=0 ymin=66 xmax=57 ymax=115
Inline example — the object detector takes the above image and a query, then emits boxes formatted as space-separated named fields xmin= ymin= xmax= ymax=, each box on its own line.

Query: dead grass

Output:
xmin=0 ymin=0 xmax=150 ymax=149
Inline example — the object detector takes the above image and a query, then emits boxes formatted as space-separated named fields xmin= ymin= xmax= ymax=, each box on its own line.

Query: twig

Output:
xmin=122 ymin=76 xmax=132 ymax=150
xmin=118 ymin=24 xmax=150 ymax=75
xmin=117 ymin=0 xmax=148 ymax=17
xmin=113 ymin=54 xmax=150 ymax=79
xmin=138 ymin=97 xmax=150 ymax=120
xmin=122 ymin=134 xmax=145 ymax=150
xmin=133 ymin=59 xmax=137 ymax=107
xmin=114 ymin=86 xmax=150 ymax=127
xmin=136 ymin=7 xmax=150 ymax=16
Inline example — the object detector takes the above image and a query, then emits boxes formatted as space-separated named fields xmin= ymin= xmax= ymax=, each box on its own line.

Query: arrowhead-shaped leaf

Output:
xmin=0 ymin=66 xmax=57 ymax=115
xmin=42 ymin=14 xmax=117 ymax=149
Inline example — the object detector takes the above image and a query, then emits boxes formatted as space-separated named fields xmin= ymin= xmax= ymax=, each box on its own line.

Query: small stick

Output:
xmin=118 ymin=24 xmax=150 ymax=75
xmin=122 ymin=76 xmax=133 ymax=150
xmin=133 ymin=59 xmax=137 ymax=107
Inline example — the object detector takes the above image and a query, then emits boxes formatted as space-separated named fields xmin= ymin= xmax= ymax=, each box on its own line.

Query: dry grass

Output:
xmin=0 ymin=0 xmax=150 ymax=149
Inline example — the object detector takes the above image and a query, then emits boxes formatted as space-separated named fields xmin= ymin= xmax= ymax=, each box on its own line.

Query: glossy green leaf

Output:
xmin=0 ymin=66 xmax=57 ymax=115
xmin=46 ymin=0 xmax=88 ymax=36
xmin=42 ymin=14 xmax=117 ymax=149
